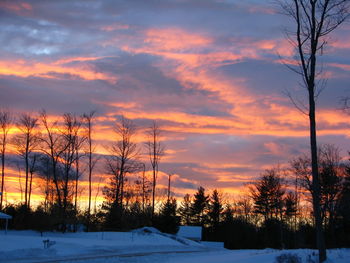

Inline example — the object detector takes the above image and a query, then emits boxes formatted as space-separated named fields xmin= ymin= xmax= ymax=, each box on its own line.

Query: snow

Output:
xmin=0 ymin=212 xmax=12 ymax=219
xmin=0 ymin=230 xmax=349 ymax=263
xmin=177 ymin=226 xmax=202 ymax=241
xmin=200 ymin=241 xmax=225 ymax=248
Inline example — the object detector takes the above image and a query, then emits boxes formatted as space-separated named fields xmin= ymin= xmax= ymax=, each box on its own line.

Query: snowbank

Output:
xmin=0 ymin=230 xmax=349 ymax=263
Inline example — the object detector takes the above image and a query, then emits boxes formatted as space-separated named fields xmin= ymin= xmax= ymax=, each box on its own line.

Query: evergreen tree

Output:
xmin=249 ymin=168 xmax=285 ymax=221
xmin=222 ymin=204 xmax=234 ymax=224
xmin=155 ymin=198 xmax=179 ymax=234
xmin=284 ymin=191 xmax=298 ymax=219
xmin=207 ymin=189 xmax=223 ymax=228
xmin=190 ymin=186 xmax=209 ymax=226
xmin=178 ymin=194 xmax=192 ymax=225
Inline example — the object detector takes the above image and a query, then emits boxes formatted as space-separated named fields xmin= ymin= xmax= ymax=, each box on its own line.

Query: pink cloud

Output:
xmin=0 ymin=1 xmax=32 ymax=13
xmin=143 ymin=27 xmax=212 ymax=52
xmin=0 ymin=59 xmax=117 ymax=83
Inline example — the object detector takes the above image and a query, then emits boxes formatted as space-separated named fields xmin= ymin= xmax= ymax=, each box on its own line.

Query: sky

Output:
xmin=0 ymin=0 xmax=350 ymax=205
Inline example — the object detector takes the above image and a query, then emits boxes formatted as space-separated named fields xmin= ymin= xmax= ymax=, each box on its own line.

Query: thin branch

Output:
xmin=284 ymin=90 xmax=309 ymax=115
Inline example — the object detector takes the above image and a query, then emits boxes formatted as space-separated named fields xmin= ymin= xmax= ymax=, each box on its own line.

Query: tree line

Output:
xmin=0 ymin=109 xmax=164 ymax=232
xmin=1 ymin=108 xmax=350 ymax=250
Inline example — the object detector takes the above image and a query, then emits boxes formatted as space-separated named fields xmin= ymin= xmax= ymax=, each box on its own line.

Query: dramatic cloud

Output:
xmin=1 ymin=0 xmax=349 ymax=205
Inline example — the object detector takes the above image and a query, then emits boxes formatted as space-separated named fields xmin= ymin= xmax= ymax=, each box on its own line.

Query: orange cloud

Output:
xmin=254 ymin=39 xmax=294 ymax=57
xmin=0 ymin=59 xmax=117 ymax=83
xmin=103 ymin=101 xmax=140 ymax=110
xmin=101 ymin=94 xmax=349 ymax=138
xmin=144 ymin=28 xmax=212 ymax=52
xmin=117 ymin=26 xmax=350 ymax=139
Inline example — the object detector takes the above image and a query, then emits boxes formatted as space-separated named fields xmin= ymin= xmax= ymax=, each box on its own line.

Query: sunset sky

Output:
xmin=0 ymin=0 xmax=350 ymax=206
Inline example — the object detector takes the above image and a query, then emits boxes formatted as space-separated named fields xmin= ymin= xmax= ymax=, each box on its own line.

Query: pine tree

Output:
xmin=155 ymin=198 xmax=179 ymax=234
xmin=208 ymin=189 xmax=223 ymax=228
xmin=178 ymin=194 xmax=192 ymax=225
xmin=284 ymin=191 xmax=298 ymax=219
xmin=250 ymin=169 xmax=285 ymax=221
xmin=190 ymin=186 xmax=209 ymax=226
xmin=222 ymin=204 xmax=234 ymax=224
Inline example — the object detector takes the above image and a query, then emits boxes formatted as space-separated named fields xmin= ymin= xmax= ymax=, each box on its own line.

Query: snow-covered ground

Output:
xmin=0 ymin=228 xmax=349 ymax=263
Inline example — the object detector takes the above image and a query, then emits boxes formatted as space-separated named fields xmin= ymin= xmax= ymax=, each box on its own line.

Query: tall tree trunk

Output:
xmin=52 ymin=160 xmax=62 ymax=208
xmin=152 ymin=167 xmax=156 ymax=216
xmin=28 ymin=155 xmax=37 ymax=208
xmin=309 ymin=89 xmax=326 ymax=262
xmin=151 ymin=126 xmax=158 ymax=217
xmin=146 ymin=121 xmax=164 ymax=217
xmin=142 ymin=163 xmax=145 ymax=211
xmin=278 ymin=0 xmax=350 ymax=260
xmin=28 ymin=170 xmax=34 ymax=208
xmin=0 ymin=149 xmax=5 ymax=210
xmin=24 ymin=146 xmax=29 ymax=207
xmin=88 ymin=145 xmax=92 ymax=216
xmin=74 ymin=151 xmax=79 ymax=211
xmin=84 ymin=111 xmax=96 ymax=230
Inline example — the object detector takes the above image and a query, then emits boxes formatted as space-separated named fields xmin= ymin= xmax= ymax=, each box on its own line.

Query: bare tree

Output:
xmin=235 ymin=197 xmax=253 ymax=222
xmin=141 ymin=163 xmax=147 ymax=210
xmin=39 ymin=110 xmax=68 ymax=210
xmin=104 ymin=116 xmax=139 ymax=211
xmin=145 ymin=121 xmax=164 ymax=216
xmin=319 ymin=145 xmax=343 ymax=221
xmin=73 ymin=129 xmax=86 ymax=212
xmin=16 ymin=163 xmax=24 ymax=202
xmin=60 ymin=113 xmax=83 ymax=216
xmin=291 ymin=145 xmax=344 ymax=227
xmin=27 ymin=153 xmax=40 ymax=207
xmin=341 ymin=97 xmax=350 ymax=111
xmin=0 ymin=109 xmax=12 ymax=210
xmin=278 ymin=1 xmax=349 ymax=261
xmin=138 ymin=162 xmax=152 ymax=211
xmin=82 ymin=111 xmax=97 ymax=218
xmin=35 ymin=155 xmax=54 ymax=212
xmin=12 ymin=113 xmax=40 ymax=207
xmin=94 ymin=175 xmax=103 ymax=213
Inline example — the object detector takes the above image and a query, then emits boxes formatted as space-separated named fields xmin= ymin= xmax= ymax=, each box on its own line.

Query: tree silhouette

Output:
xmin=12 ymin=113 xmax=40 ymax=207
xmin=104 ymin=116 xmax=139 ymax=215
xmin=278 ymin=1 xmax=350 ymax=260
xmin=156 ymin=198 xmax=179 ymax=234
xmin=0 ymin=109 xmax=12 ymax=210
xmin=208 ymin=189 xmax=223 ymax=228
xmin=190 ymin=186 xmax=209 ymax=226
xmin=250 ymin=168 xmax=285 ymax=221
xmin=178 ymin=194 xmax=192 ymax=225
xmin=83 ymin=111 xmax=97 ymax=221
xmin=145 ymin=121 xmax=164 ymax=217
